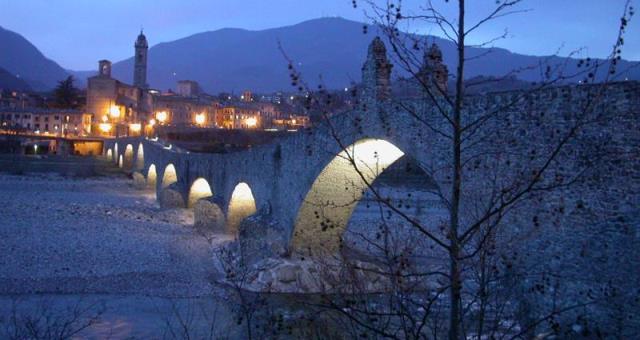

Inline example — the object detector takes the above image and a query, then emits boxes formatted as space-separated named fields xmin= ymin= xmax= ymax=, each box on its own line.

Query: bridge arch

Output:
xmin=227 ymin=182 xmax=257 ymax=234
xmin=291 ymin=138 xmax=407 ymax=255
xmin=161 ymin=164 xmax=178 ymax=189
xmin=113 ymin=143 xmax=119 ymax=163
xmin=135 ymin=143 xmax=144 ymax=170
xmin=188 ymin=177 xmax=213 ymax=208
xmin=106 ymin=148 xmax=112 ymax=159
xmin=124 ymin=144 xmax=134 ymax=170
xmin=147 ymin=164 xmax=157 ymax=187
xmin=118 ymin=154 xmax=123 ymax=168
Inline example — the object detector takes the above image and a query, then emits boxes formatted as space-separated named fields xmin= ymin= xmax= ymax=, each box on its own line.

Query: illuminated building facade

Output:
xmin=153 ymin=94 xmax=216 ymax=127
xmin=0 ymin=109 xmax=92 ymax=136
xmin=86 ymin=58 xmax=153 ymax=137
xmin=215 ymin=106 xmax=261 ymax=129
xmin=86 ymin=32 xmax=217 ymax=136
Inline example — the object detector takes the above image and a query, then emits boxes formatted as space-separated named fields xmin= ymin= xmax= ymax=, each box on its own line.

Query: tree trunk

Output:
xmin=449 ymin=1 xmax=466 ymax=339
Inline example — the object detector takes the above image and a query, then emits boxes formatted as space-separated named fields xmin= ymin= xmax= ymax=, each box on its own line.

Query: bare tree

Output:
xmin=280 ymin=0 xmax=637 ymax=338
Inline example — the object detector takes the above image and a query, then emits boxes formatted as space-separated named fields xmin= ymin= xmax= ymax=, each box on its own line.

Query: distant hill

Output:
xmin=3 ymin=18 xmax=638 ymax=93
xmin=0 ymin=26 xmax=70 ymax=91
xmin=0 ymin=66 xmax=31 ymax=91
xmin=99 ymin=17 xmax=639 ymax=93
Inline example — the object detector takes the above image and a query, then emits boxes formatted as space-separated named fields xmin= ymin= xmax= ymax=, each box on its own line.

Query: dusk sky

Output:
xmin=1 ymin=0 xmax=637 ymax=70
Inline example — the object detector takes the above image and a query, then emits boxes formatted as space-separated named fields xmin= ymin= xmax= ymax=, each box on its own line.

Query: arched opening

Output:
xmin=106 ymin=148 xmax=112 ymax=159
xmin=227 ymin=182 xmax=257 ymax=234
xmin=113 ymin=143 xmax=119 ymax=162
xmin=161 ymin=164 xmax=178 ymax=189
xmin=188 ymin=178 xmax=213 ymax=208
xmin=124 ymin=144 xmax=134 ymax=169
xmin=118 ymin=154 xmax=123 ymax=168
xmin=343 ymin=156 xmax=446 ymax=258
xmin=136 ymin=143 xmax=144 ymax=170
xmin=147 ymin=164 xmax=157 ymax=187
xmin=292 ymin=139 xmax=405 ymax=255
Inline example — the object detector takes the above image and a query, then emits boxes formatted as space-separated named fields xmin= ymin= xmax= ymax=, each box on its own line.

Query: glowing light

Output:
xmin=101 ymin=115 xmax=108 ymax=123
xmin=118 ymin=154 xmax=123 ymax=168
xmin=99 ymin=123 xmax=112 ymax=133
xmin=188 ymin=178 xmax=213 ymax=208
xmin=227 ymin=182 xmax=257 ymax=233
xmin=109 ymin=105 xmax=121 ymax=118
xmin=124 ymin=144 xmax=134 ymax=169
xmin=129 ymin=123 xmax=141 ymax=133
xmin=292 ymin=139 xmax=405 ymax=255
xmin=195 ymin=113 xmax=206 ymax=125
xmin=136 ymin=144 xmax=144 ymax=170
xmin=147 ymin=164 xmax=157 ymax=187
xmin=156 ymin=111 xmax=168 ymax=123
xmin=149 ymin=118 xmax=156 ymax=127
xmin=291 ymin=119 xmax=297 ymax=125
xmin=161 ymin=164 xmax=177 ymax=189
xmin=245 ymin=117 xmax=257 ymax=128
xmin=106 ymin=148 xmax=112 ymax=158
xmin=34 ymin=144 xmax=38 ymax=153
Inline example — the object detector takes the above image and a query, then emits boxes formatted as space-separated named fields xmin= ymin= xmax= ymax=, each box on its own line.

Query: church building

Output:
xmin=86 ymin=31 xmax=216 ymax=137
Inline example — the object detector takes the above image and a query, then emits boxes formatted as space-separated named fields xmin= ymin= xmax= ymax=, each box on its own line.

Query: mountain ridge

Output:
xmin=0 ymin=25 xmax=69 ymax=91
xmin=2 ymin=18 xmax=639 ymax=93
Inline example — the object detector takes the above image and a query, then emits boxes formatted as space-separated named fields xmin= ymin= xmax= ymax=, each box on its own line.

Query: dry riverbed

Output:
xmin=0 ymin=172 xmax=235 ymax=338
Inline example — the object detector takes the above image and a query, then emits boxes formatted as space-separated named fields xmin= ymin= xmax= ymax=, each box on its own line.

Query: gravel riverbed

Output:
xmin=0 ymin=173 xmax=236 ymax=338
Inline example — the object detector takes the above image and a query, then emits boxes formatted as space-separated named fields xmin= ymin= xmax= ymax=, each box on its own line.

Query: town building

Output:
xmin=85 ymin=32 xmax=224 ymax=137
xmin=84 ymin=31 xmax=314 ymax=135
xmin=0 ymin=108 xmax=92 ymax=136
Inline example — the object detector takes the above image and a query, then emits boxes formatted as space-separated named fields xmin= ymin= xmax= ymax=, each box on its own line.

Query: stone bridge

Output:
xmin=103 ymin=39 xmax=640 ymax=258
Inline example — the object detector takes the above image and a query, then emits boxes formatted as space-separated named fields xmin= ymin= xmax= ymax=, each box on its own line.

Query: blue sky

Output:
xmin=1 ymin=0 xmax=637 ymax=70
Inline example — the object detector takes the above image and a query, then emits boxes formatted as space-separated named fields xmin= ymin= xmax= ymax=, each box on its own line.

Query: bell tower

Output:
xmin=134 ymin=30 xmax=149 ymax=89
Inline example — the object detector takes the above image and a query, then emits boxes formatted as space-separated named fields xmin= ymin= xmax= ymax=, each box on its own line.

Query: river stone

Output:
xmin=132 ymin=172 xmax=146 ymax=190
xmin=277 ymin=265 xmax=299 ymax=283
xmin=159 ymin=185 xmax=185 ymax=208
xmin=238 ymin=204 xmax=288 ymax=266
xmin=193 ymin=198 xmax=225 ymax=233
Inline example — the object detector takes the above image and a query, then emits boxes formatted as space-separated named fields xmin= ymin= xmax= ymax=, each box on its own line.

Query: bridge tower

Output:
xmin=419 ymin=43 xmax=449 ymax=93
xmin=361 ymin=37 xmax=393 ymax=105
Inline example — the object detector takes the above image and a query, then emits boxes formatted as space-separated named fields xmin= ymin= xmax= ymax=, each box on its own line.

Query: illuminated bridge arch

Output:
xmin=147 ymin=164 xmax=157 ymax=188
xmin=106 ymin=148 xmax=112 ymax=159
xmin=124 ymin=144 xmax=134 ymax=170
xmin=291 ymin=138 xmax=406 ymax=254
xmin=113 ymin=143 xmax=119 ymax=163
xmin=161 ymin=164 xmax=178 ymax=189
xmin=135 ymin=143 xmax=144 ymax=170
xmin=188 ymin=178 xmax=213 ymax=208
xmin=227 ymin=182 xmax=257 ymax=234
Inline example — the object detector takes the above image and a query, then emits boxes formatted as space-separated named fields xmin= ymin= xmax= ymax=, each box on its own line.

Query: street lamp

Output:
xmin=245 ymin=117 xmax=257 ymax=128
xmin=195 ymin=113 xmax=205 ymax=126
xmin=109 ymin=105 xmax=120 ymax=119
xmin=156 ymin=111 xmax=168 ymax=124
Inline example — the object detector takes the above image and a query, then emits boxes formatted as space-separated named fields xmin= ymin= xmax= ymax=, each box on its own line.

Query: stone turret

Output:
xmin=419 ymin=43 xmax=449 ymax=93
xmin=134 ymin=30 xmax=149 ymax=89
xmin=361 ymin=37 xmax=393 ymax=105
